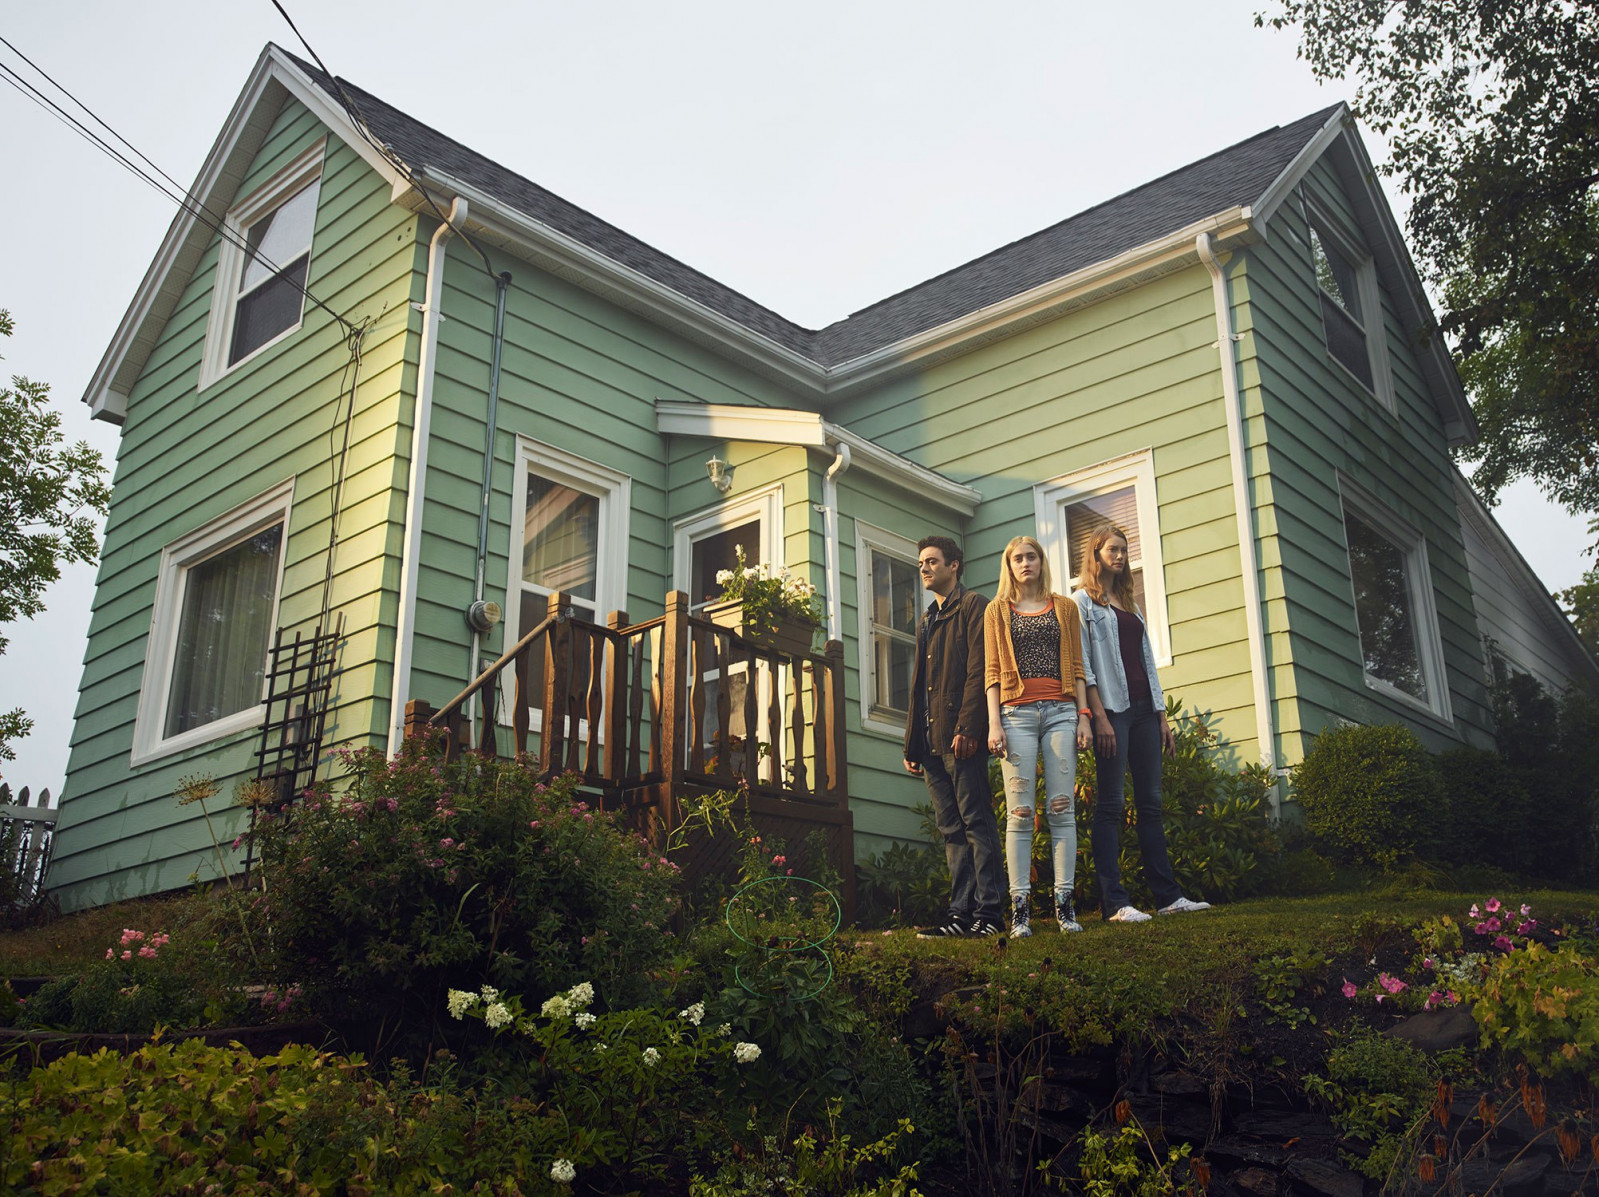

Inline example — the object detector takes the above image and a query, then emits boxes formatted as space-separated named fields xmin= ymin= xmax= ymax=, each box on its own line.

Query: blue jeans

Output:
xmin=997 ymin=700 xmax=1079 ymax=901
xmin=1092 ymin=697 xmax=1181 ymax=914
xmin=922 ymin=749 xmax=1004 ymax=925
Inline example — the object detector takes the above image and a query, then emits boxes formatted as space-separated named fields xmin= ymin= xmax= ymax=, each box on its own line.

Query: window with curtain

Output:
xmin=164 ymin=522 xmax=284 ymax=737
xmin=1063 ymin=484 xmax=1147 ymax=613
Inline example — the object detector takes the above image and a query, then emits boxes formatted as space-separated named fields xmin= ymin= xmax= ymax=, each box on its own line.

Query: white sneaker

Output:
xmin=1107 ymin=905 xmax=1151 ymax=923
xmin=1158 ymin=897 xmax=1211 ymax=915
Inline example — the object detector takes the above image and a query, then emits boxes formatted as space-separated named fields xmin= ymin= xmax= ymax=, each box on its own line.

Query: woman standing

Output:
xmin=984 ymin=536 xmax=1093 ymax=937
xmin=1073 ymin=525 xmax=1210 ymax=922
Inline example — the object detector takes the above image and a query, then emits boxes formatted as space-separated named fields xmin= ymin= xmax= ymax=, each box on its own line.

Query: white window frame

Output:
xmin=1305 ymin=196 xmax=1396 ymax=413
xmin=854 ymin=521 xmax=920 ymax=738
xmin=1034 ymin=449 xmax=1172 ymax=667
xmin=1337 ymin=476 xmax=1452 ymax=723
xmin=198 ymin=140 xmax=326 ymax=391
xmin=131 ymin=479 xmax=295 ymax=766
xmin=671 ymin=482 xmax=785 ymax=606
xmin=504 ymin=435 xmax=632 ymax=651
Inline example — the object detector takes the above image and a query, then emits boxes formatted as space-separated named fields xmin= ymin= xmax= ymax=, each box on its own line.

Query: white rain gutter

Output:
xmin=817 ymin=442 xmax=853 ymax=640
xmin=388 ymin=198 xmax=465 ymax=754
xmin=1196 ymin=232 xmax=1277 ymax=777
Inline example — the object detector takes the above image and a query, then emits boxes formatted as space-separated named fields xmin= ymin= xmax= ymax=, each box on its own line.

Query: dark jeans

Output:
xmin=1092 ymin=697 xmax=1181 ymax=915
xmin=923 ymin=750 xmax=1004 ymax=925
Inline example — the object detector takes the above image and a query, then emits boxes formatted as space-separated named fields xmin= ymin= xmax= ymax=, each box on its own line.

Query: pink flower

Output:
xmin=137 ymin=946 xmax=157 ymax=959
xmin=1378 ymin=973 xmax=1407 ymax=995
xmin=105 ymin=948 xmax=114 ymax=959
xmin=772 ymin=855 xmax=787 ymax=866
xmin=1341 ymin=978 xmax=1357 ymax=999
xmin=1494 ymin=935 xmax=1514 ymax=952
xmin=1424 ymin=990 xmax=1447 ymax=1010
xmin=1520 ymin=904 xmax=1532 ymax=916
xmin=1518 ymin=920 xmax=1536 ymax=935
xmin=1469 ymin=904 xmax=1480 ymax=918
xmin=1423 ymin=957 xmax=1436 ymax=970
xmin=1485 ymin=897 xmax=1502 ymax=914
xmin=121 ymin=950 xmax=132 ymax=961
xmin=439 ymin=838 xmax=454 ymax=849
xmin=1484 ymin=917 xmax=1502 ymax=933
xmin=231 ymin=837 xmax=243 ymax=850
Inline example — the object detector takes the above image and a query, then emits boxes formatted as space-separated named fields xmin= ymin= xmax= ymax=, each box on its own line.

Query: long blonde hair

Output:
xmin=994 ymin=535 xmax=1053 ymax=605
xmin=1077 ymin=524 xmax=1136 ymax=608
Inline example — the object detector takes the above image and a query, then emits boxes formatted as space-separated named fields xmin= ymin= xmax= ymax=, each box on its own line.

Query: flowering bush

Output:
xmin=713 ymin=545 xmax=821 ymax=640
xmin=252 ymin=744 xmax=681 ymax=1036
xmin=18 ymin=927 xmax=215 ymax=1033
xmin=447 ymin=981 xmax=766 ymax=1190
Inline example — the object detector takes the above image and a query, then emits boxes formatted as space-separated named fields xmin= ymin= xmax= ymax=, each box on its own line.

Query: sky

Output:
xmin=1 ymin=0 xmax=1591 ymax=798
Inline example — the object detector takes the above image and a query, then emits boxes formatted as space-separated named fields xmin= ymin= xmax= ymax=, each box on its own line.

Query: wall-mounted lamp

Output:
xmin=705 ymin=454 xmax=732 ymax=493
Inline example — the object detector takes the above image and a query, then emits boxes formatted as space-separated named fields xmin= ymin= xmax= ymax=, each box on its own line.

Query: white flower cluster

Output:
xmin=484 ymin=1001 xmax=512 ymax=1028
xmin=733 ymin=1041 xmax=761 ymax=1064
xmin=642 ymin=1046 xmax=661 ymax=1067
xmin=550 ymin=1158 xmax=577 ymax=1184
xmin=678 ymin=1001 xmax=705 ymax=1026
xmin=574 ymin=1011 xmax=597 ymax=1029
xmin=446 ymin=989 xmax=475 ymax=1019
xmin=717 ymin=1023 xmax=732 ymax=1038
xmin=541 ymin=980 xmax=597 ymax=1021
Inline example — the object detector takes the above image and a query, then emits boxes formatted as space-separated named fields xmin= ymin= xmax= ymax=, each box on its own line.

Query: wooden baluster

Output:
xmin=741 ymin=641 xmax=758 ymax=785
xmin=628 ymin=630 xmax=646 ymax=782
xmin=809 ymin=655 xmax=826 ymax=799
xmin=584 ymin=624 xmax=604 ymax=781
xmin=543 ymin=591 xmax=572 ymax=776
xmin=824 ymin=639 xmax=850 ymax=804
xmin=689 ymin=624 xmax=707 ymax=775
xmin=606 ymin=610 xmax=629 ymax=783
xmin=444 ymin=708 xmax=465 ymax=763
xmin=658 ymin=592 xmax=689 ymax=835
xmin=514 ymin=639 xmax=531 ymax=757
xmin=565 ymin=622 xmax=584 ymax=774
xmin=479 ymin=668 xmax=498 ymax=757
xmin=789 ymin=654 xmax=808 ymax=798
xmin=765 ymin=649 xmax=783 ymax=789
xmin=714 ymin=630 xmax=734 ymax=784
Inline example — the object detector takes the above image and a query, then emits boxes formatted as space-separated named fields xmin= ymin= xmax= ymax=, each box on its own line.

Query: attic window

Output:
xmin=1306 ymin=208 xmax=1394 ymax=410
xmin=199 ymin=141 xmax=326 ymax=388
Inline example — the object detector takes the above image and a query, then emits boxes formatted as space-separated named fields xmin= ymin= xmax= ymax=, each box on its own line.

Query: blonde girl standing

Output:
xmin=983 ymin=536 xmax=1093 ymax=937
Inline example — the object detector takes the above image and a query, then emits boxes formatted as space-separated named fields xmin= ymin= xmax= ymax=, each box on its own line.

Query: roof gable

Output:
xmin=88 ymin=44 xmax=1468 ymax=442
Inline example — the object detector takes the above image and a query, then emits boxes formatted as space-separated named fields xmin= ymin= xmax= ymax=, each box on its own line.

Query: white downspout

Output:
xmin=1196 ymin=232 xmax=1277 ymax=778
xmin=387 ymin=198 xmax=465 ymax=754
xmin=819 ymin=442 xmax=852 ymax=641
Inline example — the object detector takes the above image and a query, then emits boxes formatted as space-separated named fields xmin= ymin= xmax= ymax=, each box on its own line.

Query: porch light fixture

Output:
xmin=705 ymin=454 xmax=732 ymax=493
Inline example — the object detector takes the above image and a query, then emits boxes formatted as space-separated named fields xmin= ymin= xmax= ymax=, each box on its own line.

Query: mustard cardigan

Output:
xmin=982 ymin=594 xmax=1086 ymax=704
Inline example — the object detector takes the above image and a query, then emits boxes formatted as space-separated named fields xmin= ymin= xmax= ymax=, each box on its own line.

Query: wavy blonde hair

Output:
xmin=994 ymin=535 xmax=1053 ymax=605
xmin=1077 ymin=524 xmax=1136 ymax=608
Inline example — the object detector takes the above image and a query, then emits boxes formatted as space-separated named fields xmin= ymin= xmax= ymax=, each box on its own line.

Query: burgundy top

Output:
xmin=1113 ymin=605 xmax=1152 ymax=705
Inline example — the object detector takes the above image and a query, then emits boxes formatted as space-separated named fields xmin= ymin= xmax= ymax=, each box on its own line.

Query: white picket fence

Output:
xmin=1 ymin=783 xmax=57 ymax=906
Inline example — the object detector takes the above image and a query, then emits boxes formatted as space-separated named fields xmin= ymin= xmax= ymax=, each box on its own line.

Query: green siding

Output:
xmin=1237 ymin=158 xmax=1492 ymax=760
xmin=832 ymin=266 xmax=1267 ymax=769
xmin=54 ymin=100 xmax=427 ymax=909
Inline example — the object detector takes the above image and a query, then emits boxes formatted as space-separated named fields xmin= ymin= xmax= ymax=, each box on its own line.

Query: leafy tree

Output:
xmin=0 ymin=310 xmax=112 ymax=768
xmin=1558 ymin=527 xmax=1599 ymax=653
xmin=1259 ymin=0 xmax=1599 ymax=522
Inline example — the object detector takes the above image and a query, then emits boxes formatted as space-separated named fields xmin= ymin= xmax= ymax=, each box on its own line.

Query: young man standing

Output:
xmin=904 ymin=536 xmax=1005 ymax=938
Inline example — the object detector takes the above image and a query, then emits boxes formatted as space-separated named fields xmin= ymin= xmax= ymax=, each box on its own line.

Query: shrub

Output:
xmin=1428 ymin=747 xmax=1532 ymax=871
xmin=1302 ymin=1027 xmax=1438 ymax=1180
xmin=1489 ymin=673 xmax=1599 ymax=884
xmin=1467 ymin=940 xmax=1599 ymax=1083
xmin=1291 ymin=722 xmax=1439 ymax=870
xmin=252 ymin=744 xmax=680 ymax=1037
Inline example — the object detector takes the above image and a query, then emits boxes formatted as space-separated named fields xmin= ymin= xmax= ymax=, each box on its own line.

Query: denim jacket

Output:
xmin=1071 ymin=589 xmax=1164 ymax=714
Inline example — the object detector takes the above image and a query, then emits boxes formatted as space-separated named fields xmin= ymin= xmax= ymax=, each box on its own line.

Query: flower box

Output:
xmin=703 ymin=598 xmax=817 ymax=657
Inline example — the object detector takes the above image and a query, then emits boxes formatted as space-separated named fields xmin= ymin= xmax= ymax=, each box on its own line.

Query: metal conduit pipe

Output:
xmin=387 ymin=198 xmax=465 ymax=755
xmin=468 ymin=269 xmax=513 ymax=745
xmin=1196 ymin=232 xmax=1278 ymax=781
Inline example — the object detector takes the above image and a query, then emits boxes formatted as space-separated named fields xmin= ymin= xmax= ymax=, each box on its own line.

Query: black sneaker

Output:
xmin=969 ymin=918 xmax=1005 ymax=937
xmin=1011 ymin=896 xmax=1032 ymax=939
xmin=1055 ymin=892 xmax=1082 ymax=933
xmin=916 ymin=918 xmax=970 ymax=939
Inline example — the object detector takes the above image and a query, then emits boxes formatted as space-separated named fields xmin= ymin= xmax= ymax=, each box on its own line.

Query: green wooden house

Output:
xmin=53 ymin=45 xmax=1597 ymax=911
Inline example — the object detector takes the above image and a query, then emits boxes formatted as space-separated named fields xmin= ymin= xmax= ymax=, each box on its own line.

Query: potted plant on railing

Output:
xmin=703 ymin=546 xmax=822 ymax=656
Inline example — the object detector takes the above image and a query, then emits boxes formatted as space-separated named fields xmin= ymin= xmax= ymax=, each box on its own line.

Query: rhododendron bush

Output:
xmin=251 ymin=742 xmax=680 ymax=1033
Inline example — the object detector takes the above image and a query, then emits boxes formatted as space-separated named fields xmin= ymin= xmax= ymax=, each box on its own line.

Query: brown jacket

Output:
xmin=983 ymin=594 xmax=1087 ymax=703
xmin=903 ymin=583 xmax=990 ymax=763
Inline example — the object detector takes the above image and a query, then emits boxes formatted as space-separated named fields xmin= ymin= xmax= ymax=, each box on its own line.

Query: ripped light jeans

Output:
xmin=997 ymin=699 xmax=1079 ymax=901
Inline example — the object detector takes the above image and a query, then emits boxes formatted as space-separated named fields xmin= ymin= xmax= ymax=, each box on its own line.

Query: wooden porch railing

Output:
xmin=405 ymin=590 xmax=854 ymax=916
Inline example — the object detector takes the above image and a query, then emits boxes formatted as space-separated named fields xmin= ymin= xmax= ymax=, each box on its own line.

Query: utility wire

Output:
xmin=268 ymin=0 xmax=501 ymax=280
xmin=0 ymin=42 xmax=355 ymax=337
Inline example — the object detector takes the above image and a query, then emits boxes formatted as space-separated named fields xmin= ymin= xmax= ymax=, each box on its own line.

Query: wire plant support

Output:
xmin=251 ymin=615 xmax=344 ymax=810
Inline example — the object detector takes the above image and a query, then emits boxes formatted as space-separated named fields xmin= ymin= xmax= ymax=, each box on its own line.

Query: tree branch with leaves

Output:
xmin=0 ymin=310 xmax=112 ymax=769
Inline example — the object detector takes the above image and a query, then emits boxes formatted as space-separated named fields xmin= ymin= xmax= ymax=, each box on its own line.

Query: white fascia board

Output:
xmin=1249 ymin=105 xmax=1352 ymax=231
xmin=653 ymin=400 xmax=979 ymax=516
xmin=654 ymin=399 xmax=827 ymax=445
xmin=1452 ymin=472 xmax=1599 ymax=685
xmin=81 ymin=46 xmax=405 ymax=425
xmin=414 ymin=168 xmax=827 ymax=396
xmin=819 ymin=208 xmax=1258 ymax=395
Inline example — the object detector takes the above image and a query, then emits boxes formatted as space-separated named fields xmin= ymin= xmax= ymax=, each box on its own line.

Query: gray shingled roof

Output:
xmin=287 ymin=50 xmax=1336 ymax=368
